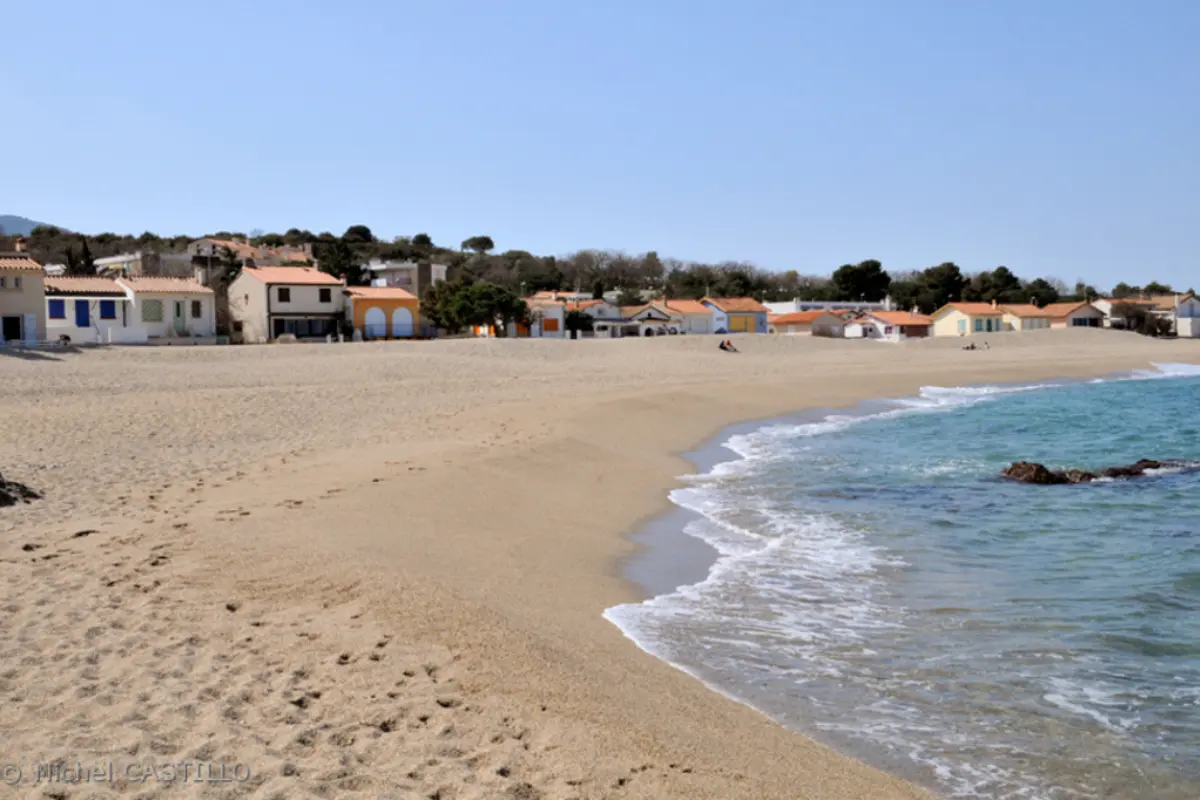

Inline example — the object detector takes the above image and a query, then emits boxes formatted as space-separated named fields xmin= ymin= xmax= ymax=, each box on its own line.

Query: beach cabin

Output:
xmin=999 ymin=304 xmax=1055 ymax=331
xmin=662 ymin=299 xmax=714 ymax=334
xmin=0 ymin=245 xmax=45 ymax=345
xmin=848 ymin=311 xmax=933 ymax=341
xmin=1041 ymin=301 xmax=1105 ymax=329
xmin=1090 ymin=297 xmax=1156 ymax=329
xmin=769 ymin=311 xmax=845 ymax=336
xmin=702 ymin=297 xmax=769 ymax=334
xmin=344 ymin=285 xmax=420 ymax=339
xmin=931 ymin=302 xmax=1006 ymax=336
xmin=622 ymin=303 xmax=677 ymax=336
xmin=522 ymin=297 xmax=567 ymax=338
xmin=118 ymin=277 xmax=216 ymax=342
xmin=44 ymin=277 xmax=144 ymax=344
xmin=228 ymin=266 xmax=345 ymax=343
xmin=1172 ymin=293 xmax=1200 ymax=337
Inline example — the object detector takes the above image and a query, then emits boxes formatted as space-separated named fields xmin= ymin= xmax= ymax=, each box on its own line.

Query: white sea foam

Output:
xmin=602 ymin=362 xmax=1200 ymax=799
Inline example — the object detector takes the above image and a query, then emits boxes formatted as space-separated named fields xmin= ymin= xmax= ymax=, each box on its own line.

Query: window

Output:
xmin=0 ymin=277 xmax=5 ymax=288
xmin=542 ymin=318 xmax=559 ymax=332
xmin=884 ymin=326 xmax=894 ymax=334
xmin=958 ymin=319 xmax=966 ymax=334
xmin=319 ymin=288 xmax=331 ymax=303
xmin=278 ymin=287 xmax=291 ymax=303
xmin=191 ymin=300 xmax=202 ymax=319
xmin=49 ymin=299 xmax=65 ymax=319
xmin=974 ymin=319 xmax=983 ymax=331
xmin=13 ymin=277 xmax=19 ymax=289
xmin=100 ymin=300 xmax=116 ymax=320
xmin=142 ymin=298 xmax=164 ymax=322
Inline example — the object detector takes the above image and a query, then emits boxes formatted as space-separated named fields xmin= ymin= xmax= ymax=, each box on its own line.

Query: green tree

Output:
xmin=317 ymin=238 xmax=366 ymax=285
xmin=564 ymin=309 xmax=594 ymax=339
xmin=412 ymin=233 xmax=433 ymax=250
xmin=830 ymin=259 xmax=891 ymax=302
xmin=1111 ymin=282 xmax=1138 ymax=299
xmin=914 ymin=262 xmax=966 ymax=313
xmin=1143 ymin=281 xmax=1172 ymax=295
xmin=461 ymin=235 xmax=495 ymax=254
xmin=78 ymin=237 xmax=95 ymax=274
xmin=616 ymin=287 xmax=644 ymax=306
xmin=1023 ymin=277 xmax=1061 ymax=307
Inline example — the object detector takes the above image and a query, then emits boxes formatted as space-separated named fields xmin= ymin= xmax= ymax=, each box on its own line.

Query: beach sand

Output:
xmin=1 ymin=329 xmax=1195 ymax=799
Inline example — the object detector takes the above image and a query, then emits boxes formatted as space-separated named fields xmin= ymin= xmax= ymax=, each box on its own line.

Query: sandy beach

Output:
xmin=1 ymin=329 xmax=1195 ymax=799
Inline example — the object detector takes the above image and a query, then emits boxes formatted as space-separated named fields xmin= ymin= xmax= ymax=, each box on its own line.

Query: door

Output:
xmin=273 ymin=318 xmax=286 ymax=339
xmin=1 ymin=316 xmax=20 ymax=342
xmin=75 ymin=299 xmax=90 ymax=328
xmin=391 ymin=307 xmax=414 ymax=338
xmin=174 ymin=301 xmax=186 ymax=334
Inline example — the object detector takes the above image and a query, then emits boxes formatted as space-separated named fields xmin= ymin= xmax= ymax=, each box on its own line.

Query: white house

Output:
xmin=118 ymin=277 xmax=216 ymax=342
xmin=1174 ymin=293 xmax=1200 ymax=337
xmin=844 ymin=311 xmax=933 ymax=341
xmin=365 ymin=259 xmax=447 ymax=300
xmin=662 ymin=299 xmax=715 ymax=334
xmin=622 ymin=303 xmax=680 ymax=336
xmin=769 ymin=311 xmax=846 ymax=336
xmin=227 ymin=266 xmax=345 ymax=343
xmin=45 ymin=277 xmax=143 ymax=344
xmin=522 ymin=297 xmax=567 ymax=338
xmin=765 ymin=298 xmax=893 ymax=315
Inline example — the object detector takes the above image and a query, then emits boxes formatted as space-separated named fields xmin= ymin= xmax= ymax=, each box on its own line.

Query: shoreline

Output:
xmin=605 ymin=362 xmax=1192 ymax=797
xmin=3 ymin=331 xmax=1198 ymax=799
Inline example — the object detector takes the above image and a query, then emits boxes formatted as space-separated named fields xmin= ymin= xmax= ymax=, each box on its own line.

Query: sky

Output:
xmin=5 ymin=0 xmax=1199 ymax=289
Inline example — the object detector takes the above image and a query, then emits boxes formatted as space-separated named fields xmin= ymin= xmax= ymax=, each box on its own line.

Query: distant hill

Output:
xmin=0 ymin=214 xmax=55 ymax=237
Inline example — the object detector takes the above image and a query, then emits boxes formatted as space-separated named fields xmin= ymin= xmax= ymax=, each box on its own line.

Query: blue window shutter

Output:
xmin=100 ymin=300 xmax=116 ymax=319
xmin=48 ymin=299 xmax=65 ymax=319
xmin=74 ymin=299 xmax=90 ymax=328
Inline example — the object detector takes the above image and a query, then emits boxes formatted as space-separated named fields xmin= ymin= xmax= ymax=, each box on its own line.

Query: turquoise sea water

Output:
xmin=606 ymin=363 xmax=1200 ymax=799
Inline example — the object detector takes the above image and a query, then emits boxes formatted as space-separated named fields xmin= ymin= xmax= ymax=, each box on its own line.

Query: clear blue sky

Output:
xmin=7 ymin=0 xmax=1199 ymax=289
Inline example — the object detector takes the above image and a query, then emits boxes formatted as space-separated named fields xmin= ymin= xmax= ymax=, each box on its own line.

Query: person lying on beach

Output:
xmin=720 ymin=339 xmax=740 ymax=352
xmin=962 ymin=342 xmax=977 ymax=351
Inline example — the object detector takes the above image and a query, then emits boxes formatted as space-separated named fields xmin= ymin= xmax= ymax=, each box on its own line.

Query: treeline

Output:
xmin=2 ymin=223 xmax=1187 ymax=314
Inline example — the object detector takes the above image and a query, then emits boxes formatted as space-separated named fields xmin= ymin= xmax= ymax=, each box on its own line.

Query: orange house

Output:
xmin=344 ymin=286 xmax=421 ymax=339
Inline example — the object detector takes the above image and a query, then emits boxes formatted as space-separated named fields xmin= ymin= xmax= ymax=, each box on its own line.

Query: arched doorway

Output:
xmin=392 ymin=307 xmax=414 ymax=338
xmin=364 ymin=307 xmax=386 ymax=339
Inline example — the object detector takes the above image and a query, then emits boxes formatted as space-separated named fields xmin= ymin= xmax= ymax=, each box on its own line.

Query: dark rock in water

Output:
xmin=1002 ymin=458 xmax=1184 ymax=485
xmin=0 ymin=472 xmax=42 ymax=507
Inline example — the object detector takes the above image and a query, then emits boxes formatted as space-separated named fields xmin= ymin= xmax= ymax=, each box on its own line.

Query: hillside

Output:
xmin=0 ymin=214 xmax=54 ymax=237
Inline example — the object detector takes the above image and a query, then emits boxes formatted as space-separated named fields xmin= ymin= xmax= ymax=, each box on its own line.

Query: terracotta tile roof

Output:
xmin=1099 ymin=297 xmax=1154 ymax=306
xmin=119 ymin=277 xmax=213 ymax=294
xmin=999 ymin=304 xmax=1055 ymax=318
xmin=1041 ymin=301 xmax=1104 ymax=318
xmin=936 ymin=302 xmax=1004 ymax=316
xmin=565 ymin=299 xmax=605 ymax=311
xmin=663 ymin=298 xmax=710 ymax=315
xmin=702 ymin=296 xmax=769 ymax=313
xmin=620 ymin=304 xmax=649 ymax=317
xmin=865 ymin=311 xmax=933 ymax=326
xmin=769 ymin=310 xmax=836 ymax=325
xmin=344 ymin=286 xmax=416 ymax=300
xmin=45 ymin=277 xmax=127 ymax=296
xmin=241 ymin=266 xmax=342 ymax=286
xmin=0 ymin=255 xmax=44 ymax=271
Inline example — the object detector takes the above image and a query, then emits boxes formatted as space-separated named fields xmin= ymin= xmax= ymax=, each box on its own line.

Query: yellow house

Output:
xmin=930 ymin=301 xmax=1006 ymax=336
xmin=999 ymin=304 xmax=1055 ymax=330
xmin=344 ymin=285 xmax=421 ymax=339
xmin=0 ymin=244 xmax=46 ymax=344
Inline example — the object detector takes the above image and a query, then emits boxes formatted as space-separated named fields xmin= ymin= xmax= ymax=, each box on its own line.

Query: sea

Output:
xmin=605 ymin=362 xmax=1200 ymax=800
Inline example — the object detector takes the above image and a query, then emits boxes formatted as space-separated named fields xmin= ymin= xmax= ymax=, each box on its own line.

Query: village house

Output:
xmin=999 ymin=304 xmax=1056 ymax=331
xmin=43 ymin=276 xmax=215 ymax=344
xmin=119 ymin=277 xmax=216 ymax=342
xmin=845 ymin=311 xmax=933 ymax=341
xmin=227 ymin=266 xmax=344 ymax=343
xmin=1090 ymin=296 xmax=1157 ymax=329
xmin=364 ymin=259 xmax=447 ymax=301
xmin=344 ymin=285 xmax=421 ymax=339
xmin=621 ymin=303 xmax=679 ymax=336
xmin=0 ymin=241 xmax=45 ymax=344
xmin=930 ymin=301 xmax=1006 ymax=336
xmin=769 ymin=310 xmax=846 ymax=336
xmin=94 ymin=251 xmax=197 ymax=281
xmin=45 ymin=277 xmax=139 ymax=344
xmin=702 ymin=297 xmax=769 ymax=334
xmin=765 ymin=298 xmax=893 ymax=315
xmin=522 ymin=297 xmax=566 ymax=338
xmin=662 ymin=299 xmax=714 ymax=334
xmin=1040 ymin=301 xmax=1105 ymax=328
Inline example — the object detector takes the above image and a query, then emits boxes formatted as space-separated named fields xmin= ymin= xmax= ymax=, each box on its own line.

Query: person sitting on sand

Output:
xmin=718 ymin=340 xmax=730 ymax=351
xmin=724 ymin=339 xmax=740 ymax=352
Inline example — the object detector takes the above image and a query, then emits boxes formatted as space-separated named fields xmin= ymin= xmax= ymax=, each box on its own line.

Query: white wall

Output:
xmin=46 ymin=297 xmax=147 ymax=344
xmin=678 ymin=314 xmax=713 ymax=334
xmin=132 ymin=292 xmax=216 ymax=338
xmin=267 ymin=283 xmax=344 ymax=315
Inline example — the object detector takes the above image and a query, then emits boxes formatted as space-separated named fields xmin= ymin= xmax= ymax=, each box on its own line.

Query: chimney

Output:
xmin=12 ymin=236 xmax=25 ymax=253
xmin=991 ymin=298 xmax=997 ymax=308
